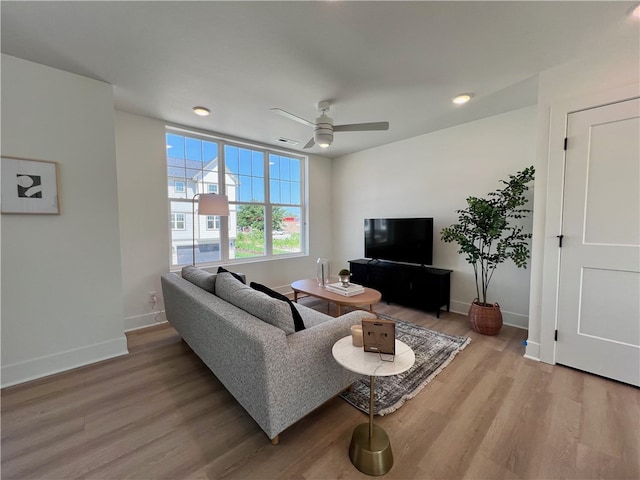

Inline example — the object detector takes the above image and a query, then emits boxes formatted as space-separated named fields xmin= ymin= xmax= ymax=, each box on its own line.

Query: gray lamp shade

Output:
xmin=198 ymin=193 xmax=229 ymax=216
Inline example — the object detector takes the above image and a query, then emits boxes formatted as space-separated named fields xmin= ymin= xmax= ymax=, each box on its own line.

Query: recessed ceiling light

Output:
xmin=192 ymin=106 xmax=211 ymax=116
xmin=452 ymin=94 xmax=473 ymax=105
xmin=633 ymin=4 xmax=640 ymax=18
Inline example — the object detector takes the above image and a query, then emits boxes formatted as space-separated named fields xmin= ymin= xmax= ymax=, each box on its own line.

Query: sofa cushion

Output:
xmin=250 ymin=282 xmax=305 ymax=332
xmin=215 ymin=272 xmax=296 ymax=334
xmin=217 ymin=266 xmax=246 ymax=284
xmin=181 ymin=266 xmax=216 ymax=293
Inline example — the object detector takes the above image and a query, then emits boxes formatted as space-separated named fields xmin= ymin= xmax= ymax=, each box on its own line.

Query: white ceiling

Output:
xmin=2 ymin=1 xmax=638 ymax=158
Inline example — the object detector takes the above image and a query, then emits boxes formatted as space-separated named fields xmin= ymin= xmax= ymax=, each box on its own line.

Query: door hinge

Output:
xmin=557 ymin=234 xmax=564 ymax=247
xmin=555 ymin=329 xmax=558 ymax=341
xmin=563 ymin=137 xmax=568 ymax=150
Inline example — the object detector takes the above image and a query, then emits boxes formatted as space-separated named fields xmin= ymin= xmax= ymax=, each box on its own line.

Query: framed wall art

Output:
xmin=1 ymin=157 xmax=60 ymax=214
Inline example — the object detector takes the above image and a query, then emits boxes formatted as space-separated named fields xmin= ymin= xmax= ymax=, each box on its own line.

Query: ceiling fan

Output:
xmin=270 ymin=101 xmax=389 ymax=149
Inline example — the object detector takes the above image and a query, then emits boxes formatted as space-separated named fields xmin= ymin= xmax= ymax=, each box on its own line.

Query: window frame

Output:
xmin=166 ymin=127 xmax=307 ymax=269
xmin=206 ymin=215 xmax=220 ymax=231
xmin=170 ymin=212 xmax=186 ymax=231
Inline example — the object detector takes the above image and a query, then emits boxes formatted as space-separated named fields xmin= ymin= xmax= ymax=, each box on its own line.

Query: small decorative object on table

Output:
xmin=326 ymin=282 xmax=365 ymax=296
xmin=338 ymin=268 xmax=351 ymax=287
xmin=351 ymin=324 xmax=363 ymax=347
xmin=317 ymin=257 xmax=330 ymax=286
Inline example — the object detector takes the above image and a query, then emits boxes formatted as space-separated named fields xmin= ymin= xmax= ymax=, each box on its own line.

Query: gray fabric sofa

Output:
xmin=160 ymin=268 xmax=375 ymax=443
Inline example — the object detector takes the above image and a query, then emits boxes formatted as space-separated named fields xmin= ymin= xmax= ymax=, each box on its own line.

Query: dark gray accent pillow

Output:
xmin=181 ymin=266 xmax=216 ymax=293
xmin=250 ymin=282 xmax=305 ymax=332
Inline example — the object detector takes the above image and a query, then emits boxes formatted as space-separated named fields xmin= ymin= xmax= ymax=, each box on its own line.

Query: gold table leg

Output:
xmin=348 ymin=376 xmax=393 ymax=476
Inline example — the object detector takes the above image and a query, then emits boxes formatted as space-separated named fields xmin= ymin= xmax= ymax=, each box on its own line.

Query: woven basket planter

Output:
xmin=468 ymin=299 xmax=503 ymax=335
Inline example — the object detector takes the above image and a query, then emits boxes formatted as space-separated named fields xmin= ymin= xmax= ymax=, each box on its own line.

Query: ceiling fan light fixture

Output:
xmin=192 ymin=106 xmax=211 ymax=116
xmin=271 ymin=100 xmax=389 ymax=150
xmin=314 ymin=113 xmax=334 ymax=148
xmin=315 ymin=131 xmax=333 ymax=148
xmin=452 ymin=93 xmax=473 ymax=105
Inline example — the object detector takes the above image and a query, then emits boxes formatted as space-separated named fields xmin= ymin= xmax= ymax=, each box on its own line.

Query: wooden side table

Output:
xmin=332 ymin=336 xmax=415 ymax=476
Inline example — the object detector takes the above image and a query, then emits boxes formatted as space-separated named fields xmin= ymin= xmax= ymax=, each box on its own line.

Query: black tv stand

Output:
xmin=349 ymin=259 xmax=452 ymax=318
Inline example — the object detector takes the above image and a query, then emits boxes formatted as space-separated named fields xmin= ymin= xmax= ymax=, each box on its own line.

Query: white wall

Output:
xmin=115 ymin=111 xmax=171 ymax=330
xmin=1 ymin=55 xmax=128 ymax=387
xmin=114 ymin=111 xmax=336 ymax=330
xmin=331 ymin=106 xmax=537 ymax=328
xmin=525 ymin=43 xmax=640 ymax=361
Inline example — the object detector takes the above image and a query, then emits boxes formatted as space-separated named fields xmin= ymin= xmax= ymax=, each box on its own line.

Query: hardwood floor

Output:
xmin=2 ymin=300 xmax=638 ymax=479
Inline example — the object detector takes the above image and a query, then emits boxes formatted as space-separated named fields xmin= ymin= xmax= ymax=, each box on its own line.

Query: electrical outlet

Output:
xmin=149 ymin=291 xmax=158 ymax=305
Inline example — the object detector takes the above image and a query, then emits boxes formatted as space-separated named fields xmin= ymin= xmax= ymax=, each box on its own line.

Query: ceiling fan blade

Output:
xmin=303 ymin=137 xmax=315 ymax=149
xmin=270 ymin=108 xmax=315 ymax=127
xmin=333 ymin=122 xmax=389 ymax=132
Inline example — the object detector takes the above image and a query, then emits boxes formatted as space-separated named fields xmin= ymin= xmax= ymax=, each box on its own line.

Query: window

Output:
xmin=166 ymin=128 xmax=306 ymax=268
xmin=170 ymin=213 xmax=185 ymax=230
xmin=207 ymin=215 xmax=220 ymax=230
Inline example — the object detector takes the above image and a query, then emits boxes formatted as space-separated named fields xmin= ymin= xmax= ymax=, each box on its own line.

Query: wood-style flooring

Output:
xmin=2 ymin=299 xmax=638 ymax=479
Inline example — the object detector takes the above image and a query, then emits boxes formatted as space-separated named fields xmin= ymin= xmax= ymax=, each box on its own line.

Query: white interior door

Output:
xmin=556 ymin=97 xmax=640 ymax=386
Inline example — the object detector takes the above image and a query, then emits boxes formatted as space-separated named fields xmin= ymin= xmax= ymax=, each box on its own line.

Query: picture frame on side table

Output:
xmin=1 ymin=157 xmax=60 ymax=214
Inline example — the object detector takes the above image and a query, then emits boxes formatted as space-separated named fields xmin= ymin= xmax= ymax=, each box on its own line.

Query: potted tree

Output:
xmin=441 ymin=166 xmax=535 ymax=335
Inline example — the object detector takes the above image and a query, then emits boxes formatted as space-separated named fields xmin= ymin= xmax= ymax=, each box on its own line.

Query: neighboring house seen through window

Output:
xmin=170 ymin=213 xmax=186 ymax=230
xmin=206 ymin=215 xmax=220 ymax=230
xmin=166 ymin=128 xmax=306 ymax=267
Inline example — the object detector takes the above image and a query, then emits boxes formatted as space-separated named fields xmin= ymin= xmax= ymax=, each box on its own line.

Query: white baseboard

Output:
xmin=1 ymin=336 xmax=129 ymax=388
xmin=124 ymin=311 xmax=167 ymax=332
xmin=283 ymin=289 xmax=529 ymax=329
xmin=450 ymin=300 xmax=529 ymax=330
xmin=524 ymin=340 xmax=541 ymax=361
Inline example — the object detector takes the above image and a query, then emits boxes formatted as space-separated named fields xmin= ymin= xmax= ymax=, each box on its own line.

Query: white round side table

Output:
xmin=332 ymin=336 xmax=415 ymax=476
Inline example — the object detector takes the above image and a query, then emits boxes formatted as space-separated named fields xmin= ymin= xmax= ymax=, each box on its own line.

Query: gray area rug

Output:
xmin=339 ymin=314 xmax=470 ymax=416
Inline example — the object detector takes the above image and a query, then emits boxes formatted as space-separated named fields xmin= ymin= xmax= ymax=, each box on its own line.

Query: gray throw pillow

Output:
xmin=181 ymin=266 xmax=216 ymax=293
xmin=215 ymin=272 xmax=296 ymax=334
xmin=250 ymin=282 xmax=305 ymax=332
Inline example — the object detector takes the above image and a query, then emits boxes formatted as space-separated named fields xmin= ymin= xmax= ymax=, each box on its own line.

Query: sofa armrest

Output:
xmin=258 ymin=309 xmax=376 ymax=435
xmin=283 ymin=310 xmax=377 ymax=387
xmin=286 ymin=310 xmax=376 ymax=357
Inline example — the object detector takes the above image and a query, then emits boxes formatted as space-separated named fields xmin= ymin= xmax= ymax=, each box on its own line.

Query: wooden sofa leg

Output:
xmin=271 ymin=435 xmax=280 ymax=445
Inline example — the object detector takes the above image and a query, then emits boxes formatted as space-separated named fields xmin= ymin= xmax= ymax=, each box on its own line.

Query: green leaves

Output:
xmin=237 ymin=205 xmax=287 ymax=231
xmin=441 ymin=166 xmax=535 ymax=304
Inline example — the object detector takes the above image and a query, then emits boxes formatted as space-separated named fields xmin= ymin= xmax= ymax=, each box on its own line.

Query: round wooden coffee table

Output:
xmin=332 ymin=336 xmax=415 ymax=476
xmin=291 ymin=279 xmax=381 ymax=316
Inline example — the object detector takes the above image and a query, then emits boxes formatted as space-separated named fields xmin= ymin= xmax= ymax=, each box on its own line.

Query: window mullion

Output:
xmin=264 ymin=151 xmax=273 ymax=257
xmin=217 ymin=141 xmax=229 ymax=263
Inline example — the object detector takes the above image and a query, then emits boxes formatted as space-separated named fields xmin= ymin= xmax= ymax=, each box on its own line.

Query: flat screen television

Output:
xmin=364 ymin=217 xmax=433 ymax=266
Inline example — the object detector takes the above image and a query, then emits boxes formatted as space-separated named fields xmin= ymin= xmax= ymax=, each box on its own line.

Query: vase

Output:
xmin=468 ymin=299 xmax=503 ymax=335
xmin=316 ymin=257 xmax=329 ymax=286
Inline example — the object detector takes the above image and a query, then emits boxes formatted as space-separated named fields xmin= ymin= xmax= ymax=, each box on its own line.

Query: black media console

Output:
xmin=349 ymin=259 xmax=452 ymax=318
